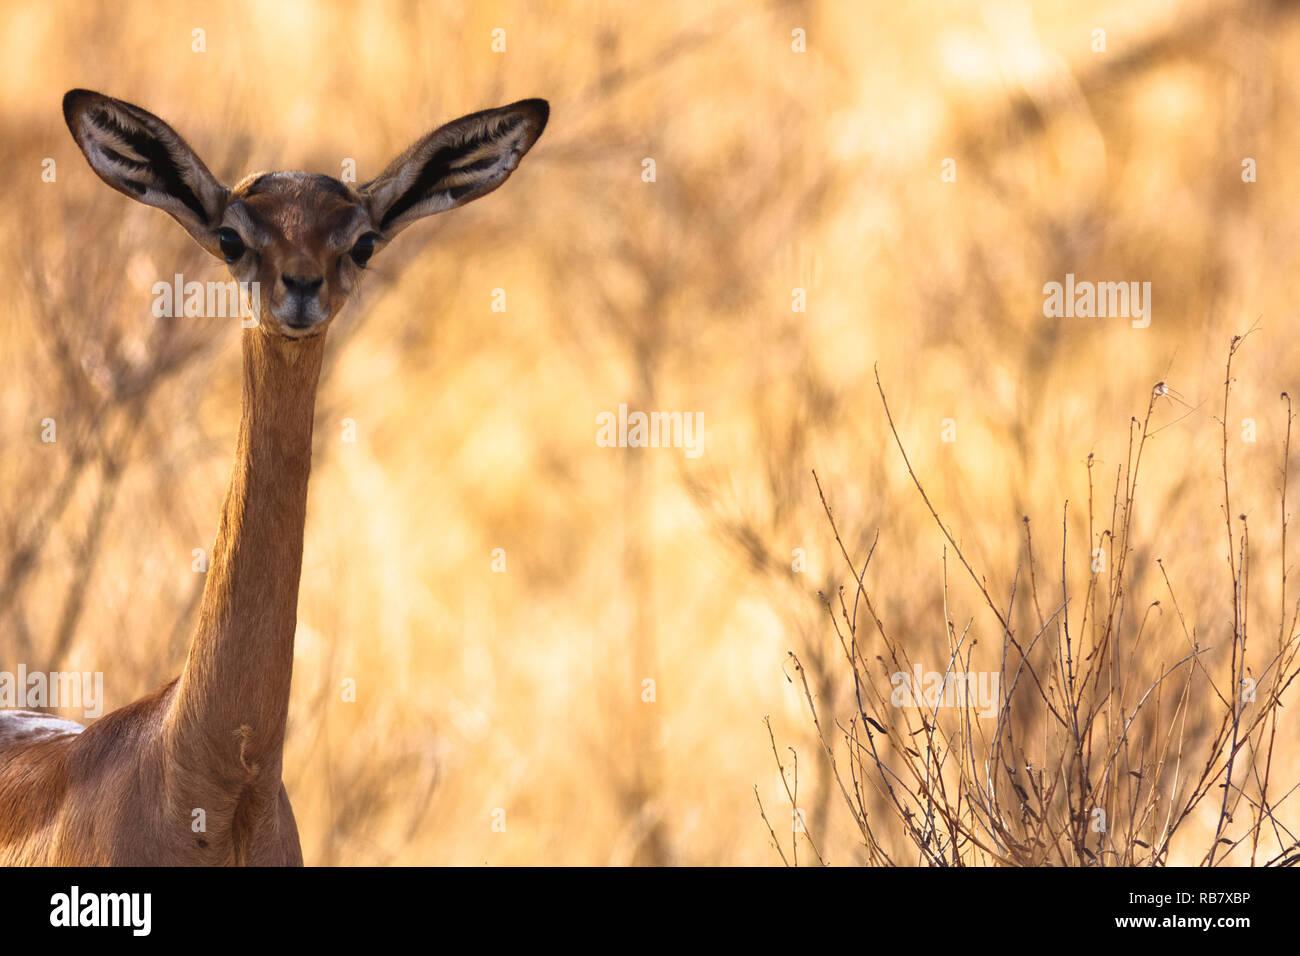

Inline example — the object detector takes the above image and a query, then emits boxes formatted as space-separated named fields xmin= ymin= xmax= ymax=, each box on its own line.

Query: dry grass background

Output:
xmin=2 ymin=0 xmax=1299 ymax=864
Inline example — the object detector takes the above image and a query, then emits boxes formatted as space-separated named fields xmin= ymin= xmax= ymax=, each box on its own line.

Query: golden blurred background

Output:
xmin=2 ymin=0 xmax=1298 ymax=864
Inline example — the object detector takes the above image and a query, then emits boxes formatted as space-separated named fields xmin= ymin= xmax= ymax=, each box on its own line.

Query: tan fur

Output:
xmin=0 ymin=327 xmax=318 ymax=866
xmin=0 ymin=90 xmax=546 ymax=865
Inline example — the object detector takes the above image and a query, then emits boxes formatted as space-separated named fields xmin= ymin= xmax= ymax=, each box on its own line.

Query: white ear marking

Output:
xmin=362 ymin=98 xmax=547 ymax=236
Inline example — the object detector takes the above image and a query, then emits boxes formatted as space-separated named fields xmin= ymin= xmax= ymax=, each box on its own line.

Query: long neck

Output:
xmin=165 ymin=328 xmax=325 ymax=788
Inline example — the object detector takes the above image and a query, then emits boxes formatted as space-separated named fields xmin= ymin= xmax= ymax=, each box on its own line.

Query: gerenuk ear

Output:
xmin=361 ymin=98 xmax=548 ymax=238
xmin=62 ymin=89 xmax=230 ymax=256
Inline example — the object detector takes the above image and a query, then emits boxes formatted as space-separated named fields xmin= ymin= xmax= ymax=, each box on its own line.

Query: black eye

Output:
xmin=218 ymin=228 xmax=246 ymax=264
xmin=350 ymin=233 xmax=378 ymax=268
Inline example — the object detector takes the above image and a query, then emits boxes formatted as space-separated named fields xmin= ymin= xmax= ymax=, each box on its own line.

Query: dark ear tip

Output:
xmin=518 ymin=98 xmax=549 ymax=135
xmin=62 ymin=89 xmax=98 ymax=125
